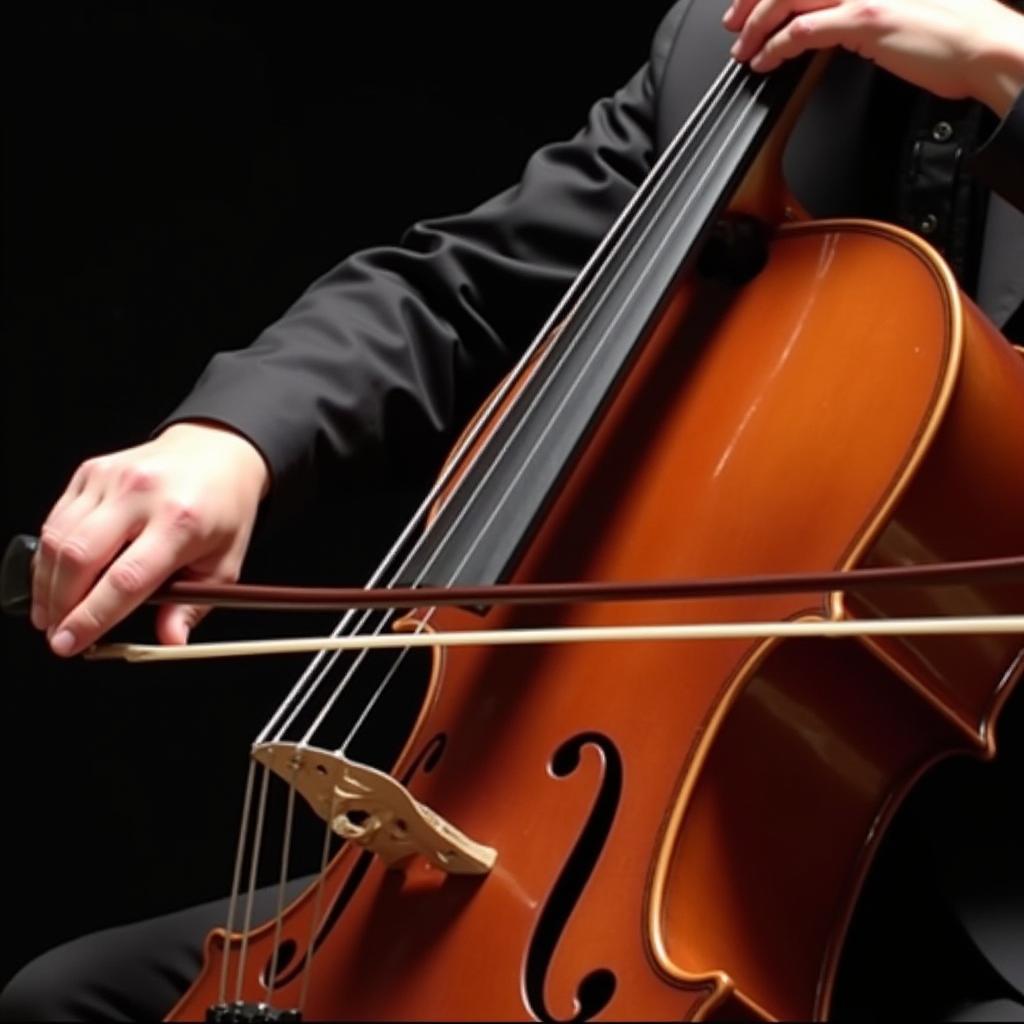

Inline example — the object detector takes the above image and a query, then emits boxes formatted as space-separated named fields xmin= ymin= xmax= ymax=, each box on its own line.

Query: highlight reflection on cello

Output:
xmin=3 ymin=0 xmax=1024 ymax=1019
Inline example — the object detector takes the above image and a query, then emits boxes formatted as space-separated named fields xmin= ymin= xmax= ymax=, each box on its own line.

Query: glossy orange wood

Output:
xmin=169 ymin=222 xmax=1024 ymax=1022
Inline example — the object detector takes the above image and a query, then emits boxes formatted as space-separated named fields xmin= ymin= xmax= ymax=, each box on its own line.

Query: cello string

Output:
xmin=264 ymin=57 xmax=750 ymax=751
xmin=298 ymin=790 xmax=339 ymax=1017
xmin=233 ymin=58 xmax=754 ymax=1004
xmin=337 ymin=609 xmax=440 ymax=756
xmin=233 ymin=764 xmax=273 ymax=1003
xmin=216 ymin=759 xmax=259 ymax=1006
xmin=327 ymin=65 xmax=768 ymax=758
xmin=299 ymin=61 xmax=757 ymax=751
xmin=252 ymin=57 xmax=748 ymax=751
xmin=255 ymin=58 xmax=750 ymax=755
xmin=299 ymin=69 xmax=770 ymax=807
xmin=265 ymin=782 xmax=300 ymax=1009
xmin=309 ymin=59 xmax=752 ymax=731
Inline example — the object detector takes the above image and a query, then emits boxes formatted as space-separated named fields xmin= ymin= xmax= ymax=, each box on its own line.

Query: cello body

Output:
xmin=170 ymin=216 xmax=1024 ymax=1022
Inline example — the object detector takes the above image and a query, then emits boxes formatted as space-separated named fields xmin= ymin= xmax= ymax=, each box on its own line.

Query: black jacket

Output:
xmin=164 ymin=0 xmax=1024 ymax=509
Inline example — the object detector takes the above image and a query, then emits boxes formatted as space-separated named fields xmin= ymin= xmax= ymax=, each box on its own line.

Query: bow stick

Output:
xmin=4 ymin=535 xmax=1024 ymax=615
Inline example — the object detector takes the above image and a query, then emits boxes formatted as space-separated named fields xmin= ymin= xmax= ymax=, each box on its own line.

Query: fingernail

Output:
xmin=51 ymin=629 xmax=76 ymax=656
xmin=723 ymin=4 xmax=734 ymax=23
xmin=30 ymin=604 xmax=46 ymax=630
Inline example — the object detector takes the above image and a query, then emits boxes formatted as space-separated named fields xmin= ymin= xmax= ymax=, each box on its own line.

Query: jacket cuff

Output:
xmin=970 ymin=87 xmax=1024 ymax=213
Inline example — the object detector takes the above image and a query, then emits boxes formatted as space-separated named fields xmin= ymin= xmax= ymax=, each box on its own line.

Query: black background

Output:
xmin=1 ymin=1 xmax=671 ymax=990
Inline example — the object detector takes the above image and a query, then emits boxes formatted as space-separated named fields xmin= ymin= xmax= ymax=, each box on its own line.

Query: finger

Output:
xmin=723 ymin=0 xmax=760 ymax=32
xmin=155 ymin=602 xmax=211 ymax=646
xmin=32 ymin=459 xmax=108 ymax=629
xmin=749 ymin=6 xmax=853 ymax=71
xmin=44 ymin=501 xmax=146 ymax=636
xmin=154 ymin=547 xmax=246 ymax=644
xmin=33 ymin=487 xmax=106 ymax=631
xmin=731 ymin=0 xmax=841 ymax=61
xmin=48 ymin=514 xmax=201 ymax=657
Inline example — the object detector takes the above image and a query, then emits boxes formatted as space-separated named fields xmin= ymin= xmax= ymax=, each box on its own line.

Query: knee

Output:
xmin=0 ymin=919 xmax=167 ymax=1024
xmin=0 ymin=939 xmax=98 ymax=1022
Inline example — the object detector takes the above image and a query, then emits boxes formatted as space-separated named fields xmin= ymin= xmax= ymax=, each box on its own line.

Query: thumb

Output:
xmin=156 ymin=602 xmax=210 ymax=645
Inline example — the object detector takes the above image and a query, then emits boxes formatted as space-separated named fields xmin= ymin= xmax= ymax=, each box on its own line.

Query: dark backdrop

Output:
xmin=1 ymin=1 xmax=670 ymax=990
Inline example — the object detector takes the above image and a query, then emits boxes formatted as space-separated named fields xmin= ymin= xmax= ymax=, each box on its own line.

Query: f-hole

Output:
xmin=524 ymin=732 xmax=622 ymax=1022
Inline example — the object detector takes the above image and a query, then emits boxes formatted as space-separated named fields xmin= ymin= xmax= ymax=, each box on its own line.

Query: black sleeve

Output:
xmin=160 ymin=6 xmax=687 ymax=515
xmin=970 ymin=87 xmax=1024 ymax=213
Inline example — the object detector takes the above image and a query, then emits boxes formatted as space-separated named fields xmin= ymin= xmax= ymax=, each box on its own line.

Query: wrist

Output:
xmin=971 ymin=12 xmax=1024 ymax=117
xmin=159 ymin=420 xmax=271 ymax=501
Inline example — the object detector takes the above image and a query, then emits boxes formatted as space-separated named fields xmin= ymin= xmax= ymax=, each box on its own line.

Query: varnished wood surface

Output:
xmin=169 ymin=221 xmax=1024 ymax=1021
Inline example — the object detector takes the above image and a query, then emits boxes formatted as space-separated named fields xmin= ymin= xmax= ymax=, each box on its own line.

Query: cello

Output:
xmin=7 ymin=39 xmax=1024 ymax=1024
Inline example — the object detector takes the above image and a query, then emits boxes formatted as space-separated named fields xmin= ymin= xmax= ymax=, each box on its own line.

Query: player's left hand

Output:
xmin=723 ymin=0 xmax=1024 ymax=116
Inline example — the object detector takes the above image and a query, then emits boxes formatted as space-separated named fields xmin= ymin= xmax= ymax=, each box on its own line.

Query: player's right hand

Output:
xmin=32 ymin=421 xmax=270 ymax=657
